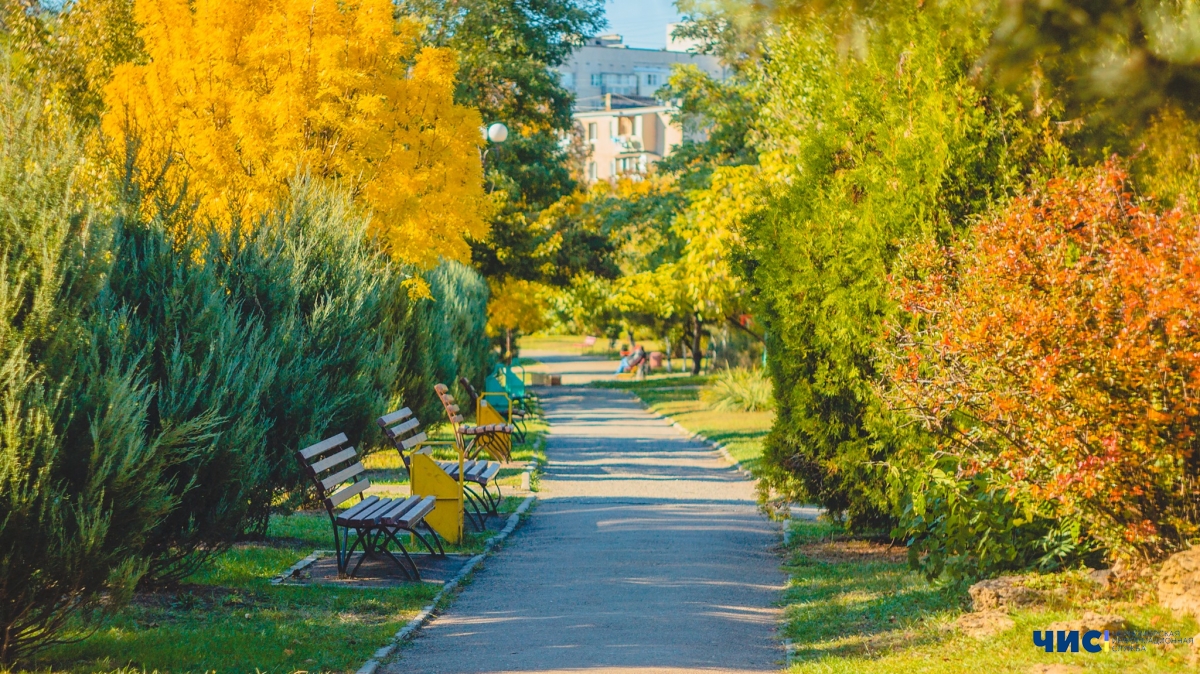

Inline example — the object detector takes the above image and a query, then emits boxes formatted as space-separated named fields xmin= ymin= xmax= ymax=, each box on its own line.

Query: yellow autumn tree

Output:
xmin=101 ymin=0 xmax=487 ymax=268
xmin=615 ymin=165 xmax=758 ymax=321
xmin=487 ymin=278 xmax=551 ymax=358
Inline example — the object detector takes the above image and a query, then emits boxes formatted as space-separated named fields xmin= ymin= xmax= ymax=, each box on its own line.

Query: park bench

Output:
xmin=376 ymin=407 xmax=502 ymax=531
xmin=295 ymin=433 xmax=443 ymax=580
xmin=488 ymin=363 xmax=540 ymax=416
xmin=461 ymin=376 xmax=528 ymax=443
xmin=434 ymin=383 xmax=514 ymax=463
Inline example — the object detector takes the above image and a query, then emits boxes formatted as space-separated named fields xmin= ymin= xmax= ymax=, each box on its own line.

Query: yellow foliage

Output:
xmin=615 ymin=165 xmax=760 ymax=320
xmin=487 ymin=278 xmax=551 ymax=336
xmin=101 ymin=0 xmax=487 ymax=267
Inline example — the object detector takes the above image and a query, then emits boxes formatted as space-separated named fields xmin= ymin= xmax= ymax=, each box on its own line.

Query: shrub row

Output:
xmin=0 ymin=74 xmax=490 ymax=662
xmin=749 ymin=0 xmax=1199 ymax=579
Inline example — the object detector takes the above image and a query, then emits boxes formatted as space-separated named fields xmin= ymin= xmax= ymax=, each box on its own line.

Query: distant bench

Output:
xmin=377 ymin=407 xmax=502 ymax=531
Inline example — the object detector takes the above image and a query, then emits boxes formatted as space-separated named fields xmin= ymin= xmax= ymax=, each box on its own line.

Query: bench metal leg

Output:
xmin=340 ymin=526 xmax=369 ymax=578
xmin=481 ymin=480 xmax=503 ymax=515
xmin=408 ymin=523 xmax=445 ymax=557
xmin=462 ymin=485 xmax=489 ymax=531
xmin=380 ymin=528 xmax=421 ymax=581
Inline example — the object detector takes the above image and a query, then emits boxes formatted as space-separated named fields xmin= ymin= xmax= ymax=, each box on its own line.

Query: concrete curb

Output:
xmin=269 ymin=550 xmax=325 ymax=585
xmin=355 ymin=458 xmax=540 ymax=674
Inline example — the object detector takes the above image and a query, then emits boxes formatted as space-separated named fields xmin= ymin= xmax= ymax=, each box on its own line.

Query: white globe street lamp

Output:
xmin=486 ymin=122 xmax=508 ymax=143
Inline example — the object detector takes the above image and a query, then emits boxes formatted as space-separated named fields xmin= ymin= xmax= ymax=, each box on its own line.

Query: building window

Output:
xmin=590 ymin=73 xmax=603 ymax=86
xmin=645 ymin=74 xmax=659 ymax=86
xmin=599 ymin=73 xmax=638 ymax=96
xmin=560 ymin=72 xmax=575 ymax=89
xmin=617 ymin=116 xmax=634 ymax=136
xmin=588 ymin=162 xmax=597 ymax=180
xmin=587 ymin=122 xmax=597 ymax=141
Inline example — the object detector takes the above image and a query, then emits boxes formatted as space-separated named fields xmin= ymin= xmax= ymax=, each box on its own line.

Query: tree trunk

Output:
xmin=505 ymin=328 xmax=512 ymax=365
xmin=691 ymin=313 xmax=703 ymax=376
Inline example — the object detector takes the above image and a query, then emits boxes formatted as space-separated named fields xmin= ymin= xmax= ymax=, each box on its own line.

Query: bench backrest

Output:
xmin=433 ymin=383 xmax=467 ymax=448
xmin=503 ymin=365 xmax=527 ymax=398
xmin=376 ymin=407 xmax=427 ymax=468
xmin=457 ymin=377 xmax=480 ymax=411
xmin=296 ymin=433 xmax=369 ymax=514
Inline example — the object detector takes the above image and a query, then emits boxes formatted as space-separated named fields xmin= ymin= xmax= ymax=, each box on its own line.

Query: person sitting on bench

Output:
xmin=615 ymin=345 xmax=647 ymax=374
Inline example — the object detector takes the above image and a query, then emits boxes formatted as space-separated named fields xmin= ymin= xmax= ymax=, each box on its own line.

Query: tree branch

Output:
xmin=726 ymin=315 xmax=764 ymax=342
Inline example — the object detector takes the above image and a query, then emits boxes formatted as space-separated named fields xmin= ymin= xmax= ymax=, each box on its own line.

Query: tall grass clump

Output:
xmin=0 ymin=71 xmax=172 ymax=663
xmin=703 ymin=368 xmax=774 ymax=412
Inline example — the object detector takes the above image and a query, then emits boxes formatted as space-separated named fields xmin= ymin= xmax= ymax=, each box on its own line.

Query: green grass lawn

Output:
xmin=519 ymin=333 xmax=624 ymax=358
xmin=594 ymin=374 xmax=773 ymax=474
xmin=21 ymin=420 xmax=545 ymax=674
xmin=782 ymin=519 xmax=1197 ymax=674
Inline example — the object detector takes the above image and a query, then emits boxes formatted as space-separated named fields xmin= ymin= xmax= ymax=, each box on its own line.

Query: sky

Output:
xmin=603 ymin=0 xmax=683 ymax=50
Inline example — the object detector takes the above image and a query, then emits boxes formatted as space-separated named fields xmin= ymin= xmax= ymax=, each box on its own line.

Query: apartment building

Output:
xmin=576 ymin=103 xmax=682 ymax=182
xmin=558 ymin=31 xmax=724 ymax=112
xmin=560 ymin=29 xmax=724 ymax=182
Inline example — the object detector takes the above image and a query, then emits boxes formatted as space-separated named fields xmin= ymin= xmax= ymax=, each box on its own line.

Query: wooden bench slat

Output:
xmin=321 ymin=462 xmax=365 ymax=491
xmin=401 ymin=431 xmax=427 ymax=450
xmin=443 ymin=460 xmax=473 ymax=478
xmin=375 ymin=496 xmax=421 ymax=524
xmin=299 ymin=433 xmax=349 ymax=460
xmin=376 ymin=408 xmax=413 ymax=428
xmin=309 ymin=447 xmax=357 ymax=476
xmin=387 ymin=495 xmax=436 ymax=527
xmin=353 ymin=496 xmax=400 ymax=523
xmin=388 ymin=418 xmax=420 ymax=437
xmin=328 ymin=477 xmax=370 ymax=508
xmin=337 ymin=494 xmax=380 ymax=521
xmin=478 ymin=462 xmax=501 ymax=483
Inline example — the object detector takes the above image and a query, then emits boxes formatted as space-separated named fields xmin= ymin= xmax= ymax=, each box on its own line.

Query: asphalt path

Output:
xmin=383 ymin=372 xmax=784 ymax=674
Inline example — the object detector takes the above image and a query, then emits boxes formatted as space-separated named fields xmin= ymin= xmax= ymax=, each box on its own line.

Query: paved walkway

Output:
xmin=384 ymin=385 xmax=785 ymax=674
xmin=518 ymin=348 xmax=622 ymax=385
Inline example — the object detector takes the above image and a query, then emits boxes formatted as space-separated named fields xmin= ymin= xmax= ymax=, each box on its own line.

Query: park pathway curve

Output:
xmin=382 ymin=383 xmax=785 ymax=674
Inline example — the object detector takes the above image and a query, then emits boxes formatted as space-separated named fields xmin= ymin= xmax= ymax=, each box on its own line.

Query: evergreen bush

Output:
xmin=0 ymin=71 xmax=171 ymax=663
xmin=748 ymin=0 xmax=1056 ymax=529
xmin=218 ymin=181 xmax=419 ymax=535
xmin=417 ymin=260 xmax=493 ymax=418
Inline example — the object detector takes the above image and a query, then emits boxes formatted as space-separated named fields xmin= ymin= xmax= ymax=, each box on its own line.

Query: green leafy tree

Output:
xmin=400 ymin=0 xmax=606 ymax=283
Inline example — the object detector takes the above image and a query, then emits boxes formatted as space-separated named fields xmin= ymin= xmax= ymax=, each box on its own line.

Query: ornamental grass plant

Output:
xmin=702 ymin=367 xmax=774 ymax=413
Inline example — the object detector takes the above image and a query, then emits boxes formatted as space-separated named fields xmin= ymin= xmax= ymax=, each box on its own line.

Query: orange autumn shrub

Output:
xmin=889 ymin=161 xmax=1200 ymax=564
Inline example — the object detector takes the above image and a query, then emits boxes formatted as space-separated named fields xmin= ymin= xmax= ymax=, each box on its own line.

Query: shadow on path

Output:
xmin=384 ymin=386 xmax=784 ymax=674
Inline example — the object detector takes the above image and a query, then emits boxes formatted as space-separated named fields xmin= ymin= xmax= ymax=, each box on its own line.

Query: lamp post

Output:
xmin=486 ymin=122 xmax=508 ymax=143
xmin=481 ymin=122 xmax=508 ymax=192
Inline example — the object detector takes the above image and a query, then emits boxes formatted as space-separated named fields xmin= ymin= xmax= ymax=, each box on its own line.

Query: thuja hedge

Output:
xmin=748 ymin=0 xmax=1057 ymax=530
xmin=0 ymin=77 xmax=492 ymax=661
